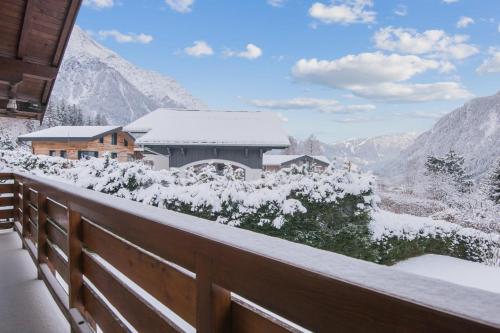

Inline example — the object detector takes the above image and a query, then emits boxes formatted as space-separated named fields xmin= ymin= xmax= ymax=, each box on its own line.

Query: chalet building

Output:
xmin=263 ymin=154 xmax=330 ymax=172
xmin=18 ymin=126 xmax=135 ymax=162
xmin=124 ymin=109 xmax=290 ymax=179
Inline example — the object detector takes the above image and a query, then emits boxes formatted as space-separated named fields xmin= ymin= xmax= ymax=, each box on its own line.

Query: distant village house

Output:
xmin=263 ymin=154 xmax=330 ymax=172
xmin=124 ymin=109 xmax=290 ymax=179
xmin=18 ymin=126 xmax=135 ymax=162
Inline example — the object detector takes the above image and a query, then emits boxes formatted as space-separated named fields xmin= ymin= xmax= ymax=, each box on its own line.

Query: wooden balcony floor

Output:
xmin=0 ymin=230 xmax=69 ymax=333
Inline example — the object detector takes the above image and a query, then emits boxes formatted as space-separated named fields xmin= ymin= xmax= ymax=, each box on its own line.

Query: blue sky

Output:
xmin=78 ymin=0 xmax=500 ymax=143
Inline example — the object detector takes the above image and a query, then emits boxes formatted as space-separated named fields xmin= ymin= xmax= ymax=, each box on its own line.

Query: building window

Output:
xmin=124 ymin=139 xmax=128 ymax=147
xmin=111 ymin=133 xmax=118 ymax=145
xmin=49 ymin=150 xmax=56 ymax=157
xmin=110 ymin=152 xmax=118 ymax=159
xmin=60 ymin=150 xmax=67 ymax=158
xmin=99 ymin=137 xmax=104 ymax=144
xmin=78 ymin=151 xmax=98 ymax=159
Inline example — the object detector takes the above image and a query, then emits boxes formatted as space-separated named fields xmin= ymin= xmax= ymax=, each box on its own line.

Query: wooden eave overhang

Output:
xmin=0 ymin=0 xmax=82 ymax=121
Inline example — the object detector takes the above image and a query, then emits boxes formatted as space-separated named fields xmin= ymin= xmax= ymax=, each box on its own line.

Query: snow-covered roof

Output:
xmin=124 ymin=109 xmax=290 ymax=147
xmin=263 ymin=154 xmax=330 ymax=166
xmin=18 ymin=126 xmax=122 ymax=141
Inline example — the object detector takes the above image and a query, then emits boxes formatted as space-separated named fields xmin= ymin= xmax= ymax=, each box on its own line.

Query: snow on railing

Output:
xmin=2 ymin=171 xmax=500 ymax=333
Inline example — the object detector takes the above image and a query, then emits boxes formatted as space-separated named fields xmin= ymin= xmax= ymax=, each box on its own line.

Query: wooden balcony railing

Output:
xmin=1 ymin=171 xmax=500 ymax=333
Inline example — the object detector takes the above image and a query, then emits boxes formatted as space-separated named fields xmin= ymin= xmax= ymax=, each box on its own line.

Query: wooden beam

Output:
xmin=52 ymin=0 xmax=83 ymax=66
xmin=17 ymin=0 xmax=35 ymax=59
xmin=0 ymin=58 xmax=58 ymax=81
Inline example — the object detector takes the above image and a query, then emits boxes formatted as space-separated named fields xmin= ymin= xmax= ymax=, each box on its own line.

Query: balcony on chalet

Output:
xmin=0 ymin=171 xmax=500 ymax=333
xmin=1 ymin=1 xmax=500 ymax=332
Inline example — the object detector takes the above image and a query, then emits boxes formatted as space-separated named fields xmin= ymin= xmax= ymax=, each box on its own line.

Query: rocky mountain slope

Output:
xmin=382 ymin=91 xmax=500 ymax=181
xmin=51 ymin=26 xmax=206 ymax=124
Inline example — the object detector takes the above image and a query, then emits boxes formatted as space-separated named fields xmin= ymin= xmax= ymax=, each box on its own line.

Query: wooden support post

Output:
xmin=13 ymin=179 xmax=20 ymax=222
xmin=68 ymin=208 xmax=84 ymax=311
xmin=21 ymin=183 xmax=30 ymax=246
xmin=196 ymin=254 xmax=231 ymax=333
xmin=37 ymin=192 xmax=48 ymax=279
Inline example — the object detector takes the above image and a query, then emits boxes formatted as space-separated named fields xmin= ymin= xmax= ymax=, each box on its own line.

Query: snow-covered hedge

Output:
xmin=1 ymin=146 xmax=498 ymax=265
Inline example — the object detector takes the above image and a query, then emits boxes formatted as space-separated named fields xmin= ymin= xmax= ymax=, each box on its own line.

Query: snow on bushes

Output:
xmin=1 ymin=147 xmax=498 ymax=265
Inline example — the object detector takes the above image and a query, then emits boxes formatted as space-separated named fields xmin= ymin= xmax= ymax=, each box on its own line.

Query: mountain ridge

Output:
xmin=51 ymin=26 xmax=206 ymax=124
xmin=381 ymin=91 xmax=500 ymax=181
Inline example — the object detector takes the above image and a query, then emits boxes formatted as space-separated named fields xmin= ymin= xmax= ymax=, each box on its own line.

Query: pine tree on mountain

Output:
xmin=424 ymin=150 xmax=473 ymax=199
xmin=486 ymin=159 xmax=500 ymax=204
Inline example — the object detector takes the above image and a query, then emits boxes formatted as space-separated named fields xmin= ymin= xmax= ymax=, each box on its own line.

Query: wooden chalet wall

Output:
xmin=32 ymin=131 xmax=134 ymax=162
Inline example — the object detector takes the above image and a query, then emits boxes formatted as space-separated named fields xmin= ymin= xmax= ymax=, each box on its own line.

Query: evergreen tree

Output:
xmin=425 ymin=150 xmax=472 ymax=194
xmin=486 ymin=159 xmax=500 ymax=204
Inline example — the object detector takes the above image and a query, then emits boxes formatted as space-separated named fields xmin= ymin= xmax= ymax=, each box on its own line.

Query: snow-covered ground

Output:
xmin=394 ymin=254 xmax=500 ymax=294
xmin=370 ymin=209 xmax=499 ymax=242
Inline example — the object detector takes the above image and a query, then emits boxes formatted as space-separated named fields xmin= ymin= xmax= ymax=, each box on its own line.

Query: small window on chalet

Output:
xmin=111 ymin=152 xmax=118 ymax=159
xmin=78 ymin=151 xmax=98 ymax=159
xmin=49 ymin=150 xmax=56 ymax=157
xmin=99 ymin=136 xmax=104 ymax=144
xmin=111 ymin=133 xmax=118 ymax=145
xmin=60 ymin=150 xmax=67 ymax=158
xmin=124 ymin=139 xmax=128 ymax=147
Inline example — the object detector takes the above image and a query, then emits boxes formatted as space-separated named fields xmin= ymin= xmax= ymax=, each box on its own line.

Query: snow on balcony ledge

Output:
xmin=21 ymin=172 xmax=500 ymax=327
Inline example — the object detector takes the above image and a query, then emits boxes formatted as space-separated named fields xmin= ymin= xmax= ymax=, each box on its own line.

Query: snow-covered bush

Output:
xmin=1 ymin=148 xmax=498 ymax=265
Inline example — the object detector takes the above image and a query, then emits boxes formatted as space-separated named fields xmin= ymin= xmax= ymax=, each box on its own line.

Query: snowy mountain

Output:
xmin=51 ymin=26 xmax=206 ymax=124
xmin=383 ymin=91 xmax=500 ymax=181
xmin=323 ymin=133 xmax=419 ymax=170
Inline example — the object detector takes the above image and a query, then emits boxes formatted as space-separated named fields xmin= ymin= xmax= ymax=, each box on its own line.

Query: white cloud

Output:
xmin=83 ymin=0 xmax=114 ymax=9
xmin=373 ymin=26 xmax=479 ymax=60
xmin=456 ymin=16 xmax=474 ymax=28
xmin=346 ymin=82 xmax=472 ymax=102
xmin=498 ymin=23 xmax=500 ymax=33
xmin=292 ymin=53 xmax=441 ymax=86
xmin=309 ymin=0 xmax=376 ymax=25
xmin=292 ymin=52 xmax=472 ymax=102
xmin=225 ymin=44 xmax=263 ymax=60
xmin=98 ymin=30 xmax=153 ymax=44
xmin=476 ymin=48 xmax=500 ymax=74
xmin=393 ymin=4 xmax=407 ymax=17
xmin=165 ymin=0 xmax=194 ymax=13
xmin=268 ymin=0 xmax=286 ymax=7
xmin=442 ymin=0 xmax=459 ymax=3
xmin=184 ymin=41 xmax=213 ymax=57
xmin=249 ymin=97 xmax=375 ymax=113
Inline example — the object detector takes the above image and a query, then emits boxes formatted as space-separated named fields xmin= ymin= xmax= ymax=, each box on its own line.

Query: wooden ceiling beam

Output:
xmin=52 ymin=0 xmax=82 ymax=66
xmin=0 ymin=57 xmax=58 ymax=82
xmin=17 ymin=0 xmax=35 ymax=59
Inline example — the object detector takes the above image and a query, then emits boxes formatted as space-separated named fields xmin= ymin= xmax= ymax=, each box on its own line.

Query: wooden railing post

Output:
xmin=21 ymin=182 xmax=30 ymax=247
xmin=13 ymin=177 xmax=20 ymax=222
xmin=37 ymin=192 xmax=48 ymax=279
xmin=196 ymin=254 xmax=231 ymax=333
xmin=68 ymin=208 xmax=84 ymax=312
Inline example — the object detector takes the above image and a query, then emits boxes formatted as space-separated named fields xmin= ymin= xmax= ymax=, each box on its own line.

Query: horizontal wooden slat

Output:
xmin=82 ymin=252 xmax=180 ymax=333
xmin=0 ymin=221 xmax=13 ymax=229
xmin=82 ymin=220 xmax=197 ymax=327
xmin=82 ymin=283 xmax=131 ymax=333
xmin=47 ymin=240 xmax=69 ymax=284
xmin=231 ymin=298 xmax=295 ymax=333
xmin=0 ymin=172 xmax=14 ymax=179
xmin=47 ymin=219 xmax=68 ymax=255
xmin=0 ymin=196 xmax=14 ymax=206
xmin=0 ymin=183 xmax=14 ymax=193
xmin=46 ymin=198 xmax=68 ymax=230
xmin=0 ymin=209 xmax=14 ymax=220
